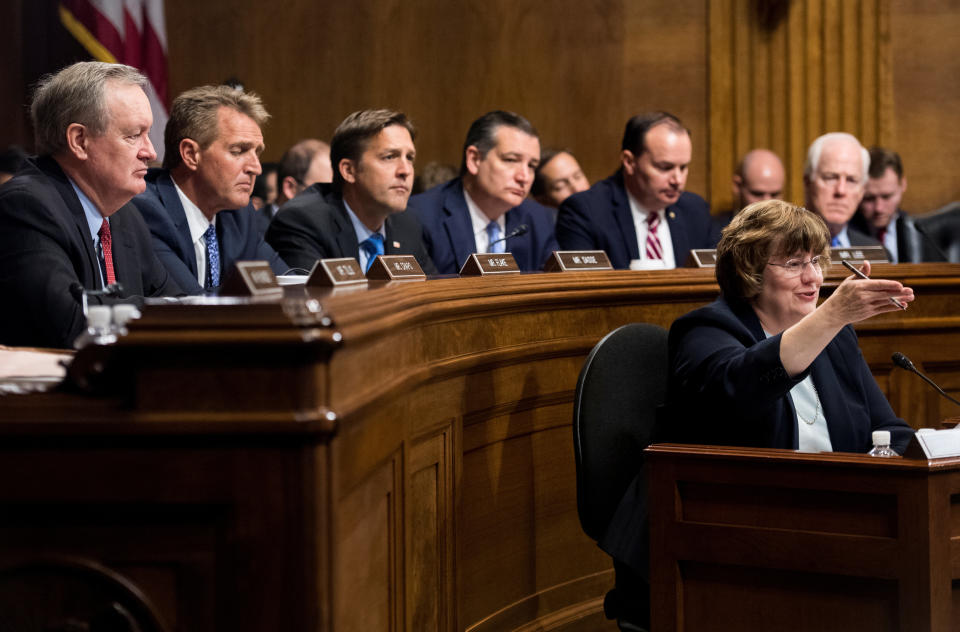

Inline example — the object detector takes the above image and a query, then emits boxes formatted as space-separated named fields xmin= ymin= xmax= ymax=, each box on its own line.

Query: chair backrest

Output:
xmin=915 ymin=202 xmax=960 ymax=262
xmin=572 ymin=322 xmax=669 ymax=542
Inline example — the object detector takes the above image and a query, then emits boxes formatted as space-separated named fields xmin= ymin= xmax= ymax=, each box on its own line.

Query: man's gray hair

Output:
xmin=804 ymin=132 xmax=870 ymax=185
xmin=31 ymin=61 xmax=148 ymax=156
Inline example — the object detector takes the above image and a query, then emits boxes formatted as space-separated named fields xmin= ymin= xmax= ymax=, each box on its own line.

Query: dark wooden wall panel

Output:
xmin=1 ymin=1 xmax=958 ymax=216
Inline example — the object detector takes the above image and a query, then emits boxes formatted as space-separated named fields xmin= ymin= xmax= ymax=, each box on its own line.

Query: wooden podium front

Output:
xmin=0 ymin=264 xmax=958 ymax=631
xmin=647 ymin=444 xmax=960 ymax=632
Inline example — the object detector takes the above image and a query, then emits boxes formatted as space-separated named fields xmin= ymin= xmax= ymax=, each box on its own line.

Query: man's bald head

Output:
xmin=732 ymin=148 xmax=785 ymax=211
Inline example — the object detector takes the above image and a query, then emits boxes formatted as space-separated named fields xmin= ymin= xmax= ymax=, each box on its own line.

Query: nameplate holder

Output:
xmin=366 ymin=255 xmax=427 ymax=281
xmin=830 ymin=245 xmax=890 ymax=264
xmin=686 ymin=249 xmax=718 ymax=268
xmin=307 ymin=257 xmax=368 ymax=287
xmin=459 ymin=253 xmax=521 ymax=276
xmin=543 ymin=250 xmax=612 ymax=272
xmin=220 ymin=261 xmax=283 ymax=297
xmin=904 ymin=428 xmax=960 ymax=460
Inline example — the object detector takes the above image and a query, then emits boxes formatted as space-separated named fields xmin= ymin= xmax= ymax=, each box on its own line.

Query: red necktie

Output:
xmin=646 ymin=212 xmax=663 ymax=260
xmin=99 ymin=218 xmax=116 ymax=285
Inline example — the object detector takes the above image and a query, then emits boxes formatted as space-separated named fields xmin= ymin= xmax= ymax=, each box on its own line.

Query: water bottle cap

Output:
xmin=112 ymin=303 xmax=141 ymax=325
xmin=87 ymin=305 xmax=112 ymax=328
xmin=872 ymin=430 xmax=891 ymax=446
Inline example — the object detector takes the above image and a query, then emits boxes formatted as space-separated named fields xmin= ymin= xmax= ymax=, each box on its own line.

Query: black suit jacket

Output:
xmin=408 ymin=177 xmax=559 ymax=274
xmin=556 ymin=172 xmax=716 ymax=269
xmin=132 ymin=169 xmax=288 ymax=294
xmin=599 ymin=294 xmax=915 ymax=575
xmin=0 ymin=156 xmax=181 ymax=348
xmin=850 ymin=209 xmax=947 ymax=263
xmin=265 ymin=184 xmax=437 ymax=274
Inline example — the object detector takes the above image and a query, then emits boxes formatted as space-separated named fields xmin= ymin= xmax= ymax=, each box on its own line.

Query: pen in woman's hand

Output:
xmin=841 ymin=259 xmax=907 ymax=310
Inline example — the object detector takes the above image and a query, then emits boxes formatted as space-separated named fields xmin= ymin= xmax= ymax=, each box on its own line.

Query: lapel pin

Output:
xmin=392 ymin=241 xmax=401 ymax=249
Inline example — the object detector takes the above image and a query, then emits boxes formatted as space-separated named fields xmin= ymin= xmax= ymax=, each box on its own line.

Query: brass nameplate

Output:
xmin=686 ymin=249 xmax=718 ymax=268
xmin=307 ymin=257 xmax=368 ymax=287
xmin=543 ymin=250 xmax=612 ymax=272
xmin=366 ymin=255 xmax=427 ymax=281
xmin=459 ymin=253 xmax=521 ymax=276
xmin=220 ymin=261 xmax=283 ymax=297
xmin=830 ymin=245 xmax=890 ymax=264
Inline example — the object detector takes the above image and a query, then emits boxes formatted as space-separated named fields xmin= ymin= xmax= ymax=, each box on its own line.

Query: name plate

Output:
xmin=307 ymin=257 xmax=368 ymax=287
xmin=459 ymin=253 xmax=521 ymax=276
xmin=543 ymin=250 xmax=612 ymax=272
xmin=686 ymin=249 xmax=718 ymax=268
xmin=220 ymin=261 xmax=283 ymax=297
xmin=904 ymin=428 xmax=960 ymax=460
xmin=366 ymin=255 xmax=427 ymax=281
xmin=830 ymin=245 xmax=890 ymax=264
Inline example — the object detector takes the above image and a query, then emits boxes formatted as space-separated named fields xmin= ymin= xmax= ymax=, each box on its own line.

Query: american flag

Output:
xmin=59 ymin=0 xmax=169 ymax=162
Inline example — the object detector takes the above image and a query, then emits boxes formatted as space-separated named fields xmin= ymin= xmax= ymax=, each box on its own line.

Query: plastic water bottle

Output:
xmin=868 ymin=430 xmax=898 ymax=457
xmin=73 ymin=305 xmax=117 ymax=349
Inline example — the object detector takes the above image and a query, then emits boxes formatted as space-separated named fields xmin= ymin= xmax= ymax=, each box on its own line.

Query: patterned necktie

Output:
xmin=360 ymin=233 xmax=385 ymax=272
xmin=98 ymin=218 xmax=116 ymax=285
xmin=486 ymin=221 xmax=505 ymax=254
xmin=204 ymin=224 xmax=220 ymax=289
xmin=645 ymin=212 xmax=663 ymax=260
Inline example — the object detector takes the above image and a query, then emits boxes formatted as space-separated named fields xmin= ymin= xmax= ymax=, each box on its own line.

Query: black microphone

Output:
xmin=489 ymin=223 xmax=529 ymax=249
xmin=892 ymin=352 xmax=960 ymax=409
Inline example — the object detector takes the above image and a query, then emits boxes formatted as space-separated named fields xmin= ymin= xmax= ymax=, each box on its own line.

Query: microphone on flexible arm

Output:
xmin=489 ymin=224 xmax=529 ymax=249
xmin=69 ymin=282 xmax=125 ymax=316
xmin=892 ymin=352 xmax=960 ymax=410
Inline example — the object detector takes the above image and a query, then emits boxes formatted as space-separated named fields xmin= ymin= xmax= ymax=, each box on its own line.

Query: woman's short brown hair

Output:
xmin=715 ymin=200 xmax=831 ymax=301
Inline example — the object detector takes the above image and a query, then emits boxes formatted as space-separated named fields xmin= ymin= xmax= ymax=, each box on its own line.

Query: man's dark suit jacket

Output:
xmin=132 ymin=169 xmax=288 ymax=294
xmin=0 ymin=156 xmax=181 ymax=348
xmin=850 ymin=209 xmax=947 ymax=263
xmin=555 ymin=172 xmax=716 ymax=269
xmin=599 ymin=294 xmax=915 ymax=576
xmin=408 ymin=177 xmax=558 ymax=274
xmin=265 ymin=184 xmax=437 ymax=274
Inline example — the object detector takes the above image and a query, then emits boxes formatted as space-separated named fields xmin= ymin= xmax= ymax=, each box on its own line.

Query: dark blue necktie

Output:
xmin=204 ymin=224 xmax=221 ymax=289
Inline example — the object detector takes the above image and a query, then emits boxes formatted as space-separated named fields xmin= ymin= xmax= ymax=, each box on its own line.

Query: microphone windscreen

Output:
xmin=892 ymin=352 xmax=916 ymax=372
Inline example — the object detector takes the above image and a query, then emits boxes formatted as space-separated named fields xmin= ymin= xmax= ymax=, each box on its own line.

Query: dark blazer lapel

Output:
xmin=504 ymin=206 xmax=529 ymax=268
xmin=156 ymin=172 xmax=199 ymax=276
xmin=817 ymin=340 xmax=858 ymax=451
xmin=107 ymin=209 xmax=142 ymax=295
xmin=442 ymin=181 xmax=478 ymax=267
xmin=611 ymin=177 xmax=640 ymax=260
xmin=41 ymin=157 xmax=104 ymax=289
xmin=383 ymin=213 xmax=406 ymax=254
xmin=333 ymin=200 xmax=360 ymax=259
xmin=666 ymin=201 xmax=690 ymax=265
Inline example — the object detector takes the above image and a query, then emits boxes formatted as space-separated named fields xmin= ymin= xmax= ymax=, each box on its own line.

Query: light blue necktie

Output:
xmin=486 ymin=221 xmax=505 ymax=253
xmin=360 ymin=233 xmax=385 ymax=272
xmin=204 ymin=224 xmax=220 ymax=289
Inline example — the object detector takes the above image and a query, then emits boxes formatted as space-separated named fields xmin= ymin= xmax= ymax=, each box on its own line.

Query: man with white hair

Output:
xmin=803 ymin=132 xmax=881 ymax=248
xmin=0 ymin=61 xmax=181 ymax=348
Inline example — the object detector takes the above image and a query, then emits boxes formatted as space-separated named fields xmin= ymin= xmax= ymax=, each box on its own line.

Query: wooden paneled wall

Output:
xmin=2 ymin=0 xmax=959 ymax=212
xmin=708 ymin=0 xmax=894 ymax=213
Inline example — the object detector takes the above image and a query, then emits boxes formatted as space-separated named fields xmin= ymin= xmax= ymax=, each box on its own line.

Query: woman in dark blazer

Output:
xmin=666 ymin=199 xmax=916 ymax=453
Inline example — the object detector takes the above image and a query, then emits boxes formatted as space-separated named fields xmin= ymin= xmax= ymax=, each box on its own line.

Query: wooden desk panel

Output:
xmin=0 ymin=265 xmax=958 ymax=630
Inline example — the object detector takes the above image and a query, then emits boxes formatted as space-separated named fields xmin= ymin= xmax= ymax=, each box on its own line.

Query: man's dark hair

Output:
xmin=460 ymin=110 xmax=538 ymax=175
xmin=278 ymin=139 xmax=327 ymax=186
xmin=621 ymin=111 xmax=689 ymax=156
xmin=252 ymin=161 xmax=278 ymax=200
xmin=531 ymin=147 xmax=565 ymax=197
xmin=330 ymin=109 xmax=415 ymax=192
xmin=867 ymin=146 xmax=903 ymax=180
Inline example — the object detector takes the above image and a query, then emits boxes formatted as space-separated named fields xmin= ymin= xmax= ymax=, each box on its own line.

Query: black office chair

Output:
xmin=573 ymin=323 xmax=669 ymax=632
xmin=915 ymin=202 xmax=960 ymax=263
